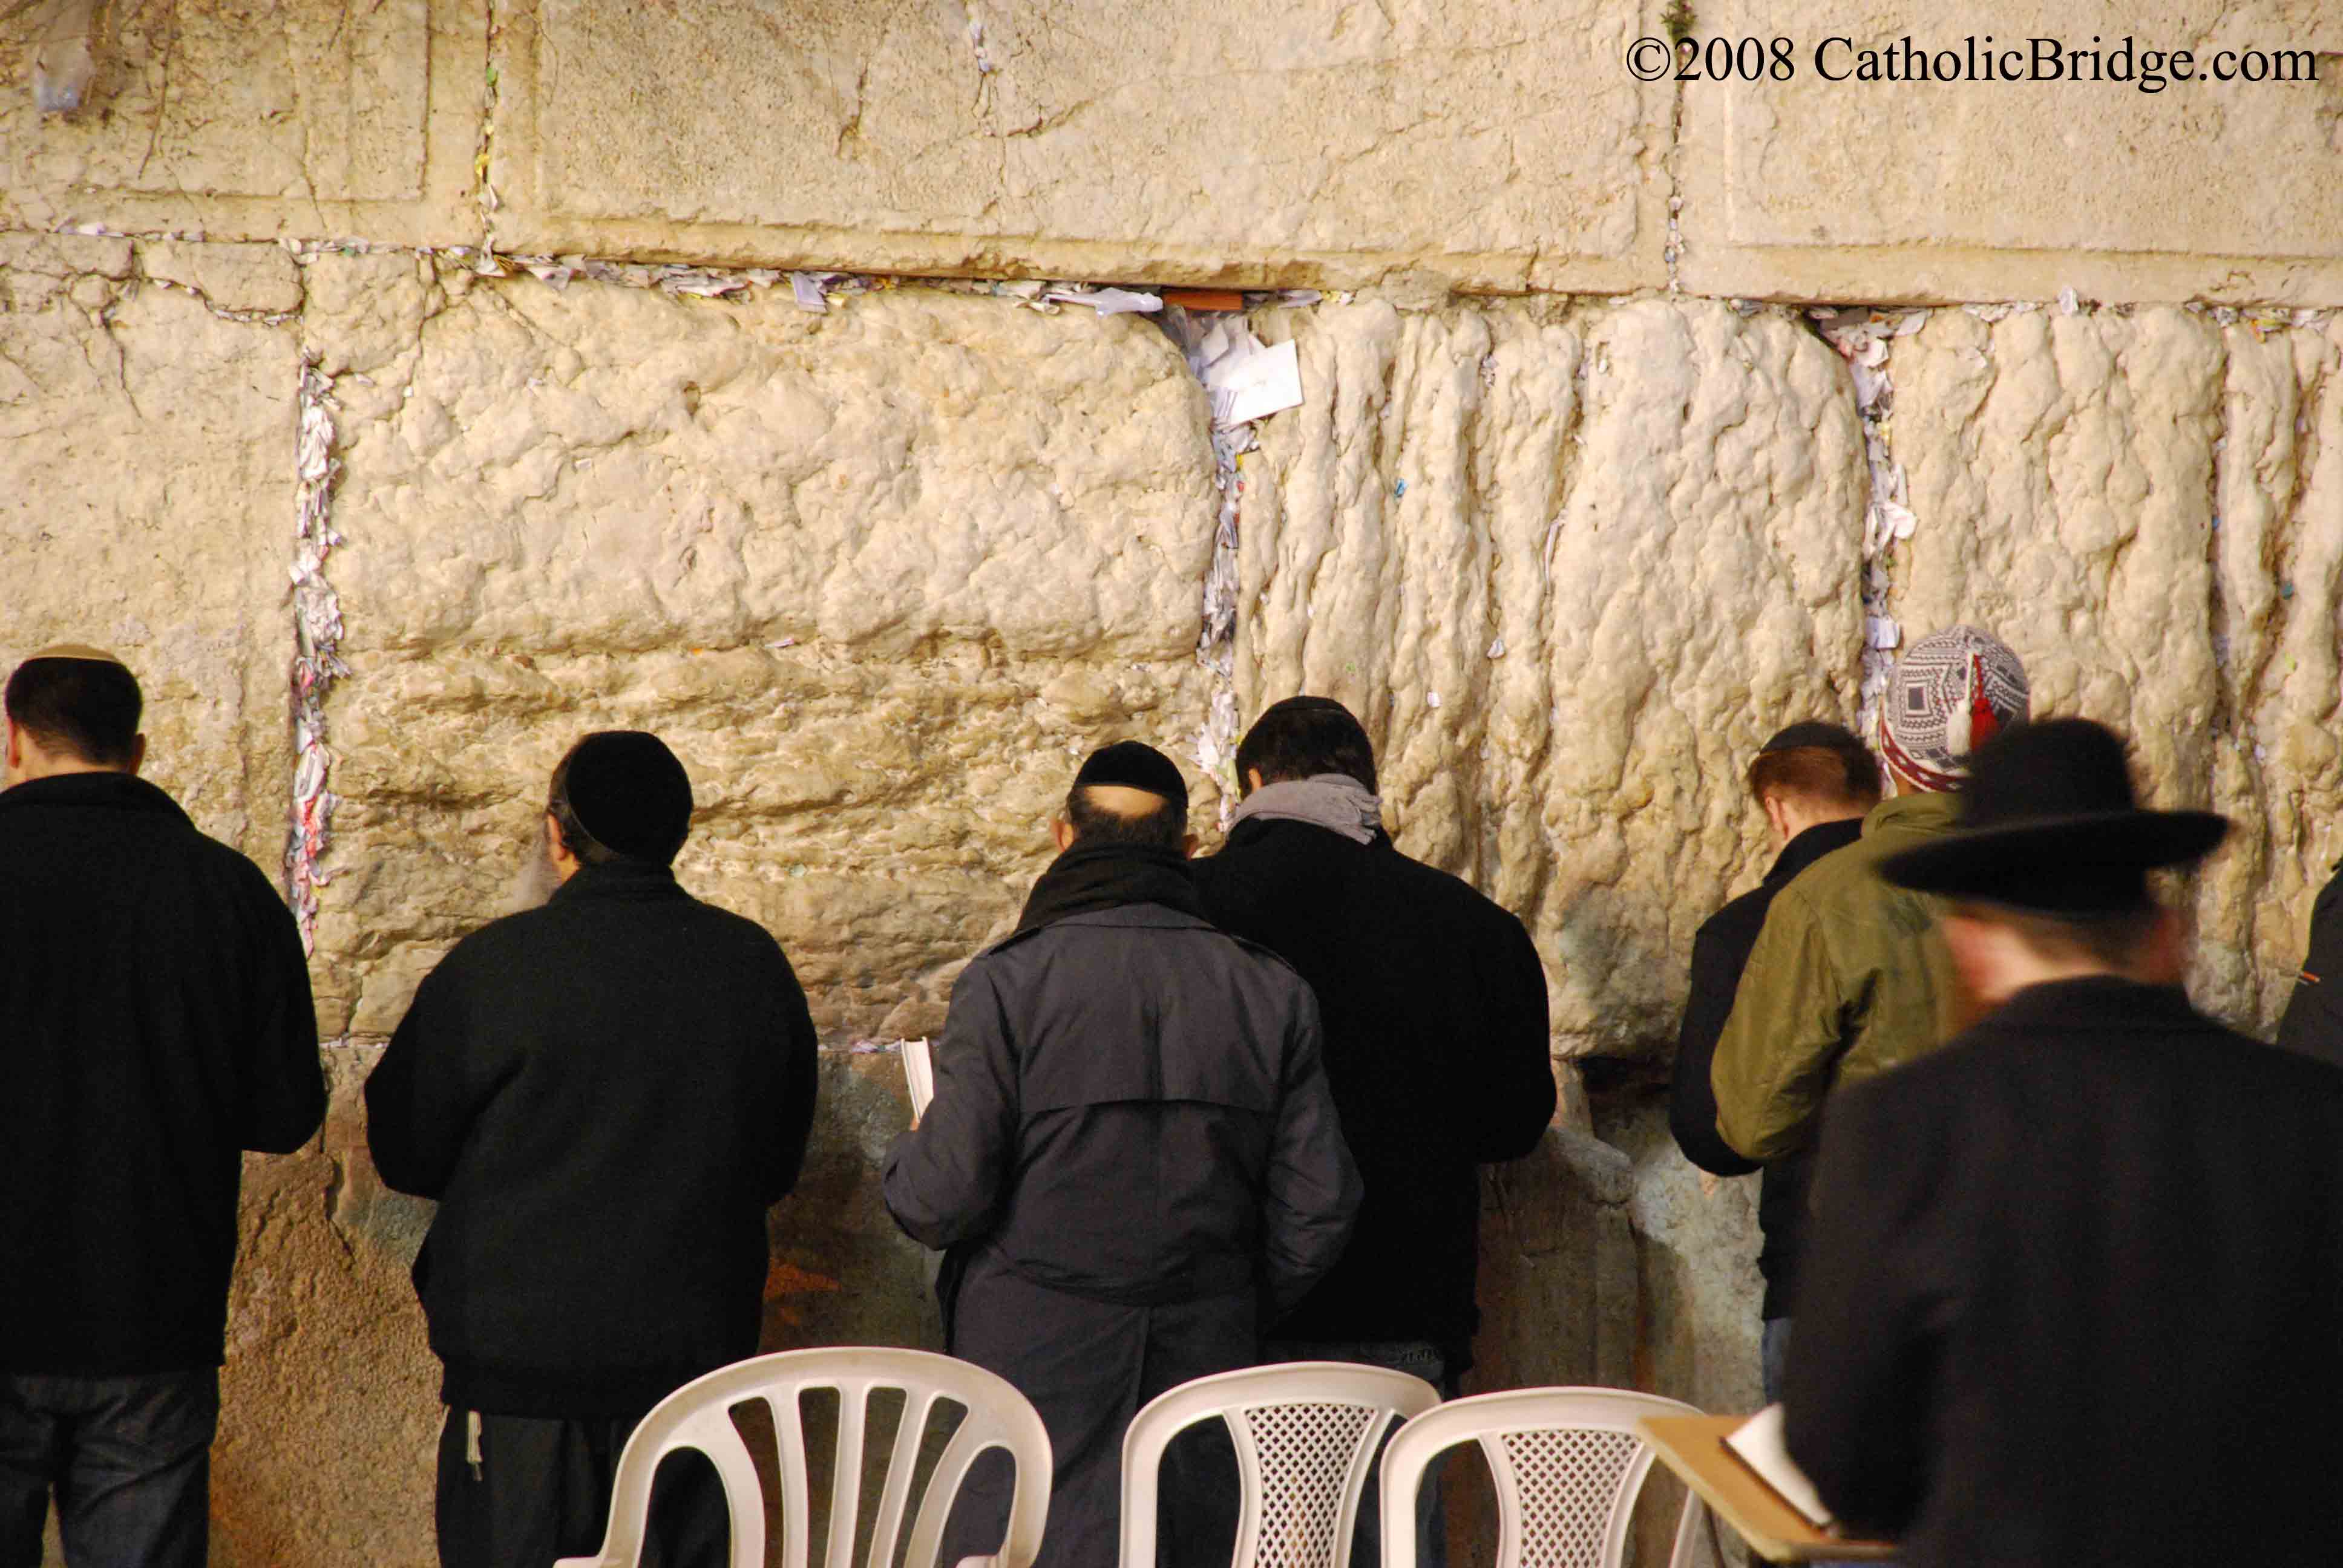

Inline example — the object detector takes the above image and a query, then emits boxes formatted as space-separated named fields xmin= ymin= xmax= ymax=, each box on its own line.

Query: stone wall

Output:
xmin=5 ymin=2 xmax=2339 ymax=1563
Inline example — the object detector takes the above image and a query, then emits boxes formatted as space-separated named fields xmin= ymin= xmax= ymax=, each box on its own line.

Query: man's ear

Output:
xmin=1760 ymin=791 xmax=1792 ymax=845
xmin=1243 ymin=767 xmax=1264 ymax=797
xmin=1052 ymin=817 xmax=1076 ymax=852
xmin=126 ymin=734 xmax=147 ymax=777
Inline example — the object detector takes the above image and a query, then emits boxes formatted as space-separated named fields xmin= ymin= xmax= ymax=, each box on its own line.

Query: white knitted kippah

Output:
xmin=1883 ymin=626 xmax=2030 ymax=787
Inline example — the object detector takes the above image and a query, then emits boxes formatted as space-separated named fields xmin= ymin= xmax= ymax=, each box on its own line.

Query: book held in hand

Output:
xmin=902 ymin=1036 xmax=935 ymax=1120
xmin=1722 ymin=1403 xmax=1837 ymax=1531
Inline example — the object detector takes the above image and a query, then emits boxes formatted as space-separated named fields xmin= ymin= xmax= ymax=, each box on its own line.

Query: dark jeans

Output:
xmin=434 ymin=1406 xmax=727 ymax=1568
xmin=1263 ymin=1340 xmax=1459 ymax=1568
xmin=0 ymin=1368 xmax=219 ymax=1568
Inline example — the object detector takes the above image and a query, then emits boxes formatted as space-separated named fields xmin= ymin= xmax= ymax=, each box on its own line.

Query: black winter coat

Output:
xmin=1667 ymin=818 xmax=1863 ymax=1318
xmin=1192 ymin=818 xmax=1555 ymax=1357
xmin=365 ymin=861 xmax=819 ymax=1417
xmin=882 ymin=847 xmax=1359 ymax=1316
xmin=1786 ymin=976 xmax=2343 ymax=1567
xmin=2275 ymin=858 xmax=2343 ymax=1066
xmin=0 ymin=773 xmax=324 ymax=1374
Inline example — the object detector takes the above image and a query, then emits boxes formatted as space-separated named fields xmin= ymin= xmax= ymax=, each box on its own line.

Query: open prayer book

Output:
xmin=902 ymin=1037 xmax=936 ymax=1121
xmin=1722 ymin=1405 xmax=1837 ymax=1531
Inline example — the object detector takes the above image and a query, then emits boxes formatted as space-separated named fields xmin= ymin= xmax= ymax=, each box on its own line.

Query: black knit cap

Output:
xmin=1881 ymin=718 xmax=2229 ymax=913
xmin=1073 ymin=740 xmax=1188 ymax=813
xmin=1760 ymin=720 xmax=1863 ymax=753
xmin=556 ymin=731 xmax=694 ymax=863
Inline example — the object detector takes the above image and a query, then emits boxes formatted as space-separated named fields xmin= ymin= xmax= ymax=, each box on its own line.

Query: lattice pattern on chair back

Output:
xmin=1240 ymin=1401 xmax=1380 ymax=1568
xmin=1495 ymin=1426 xmax=1645 ymax=1568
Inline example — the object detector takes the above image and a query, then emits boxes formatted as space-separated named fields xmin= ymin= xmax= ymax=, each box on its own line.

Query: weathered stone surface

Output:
xmin=2207 ymin=317 xmax=2343 ymax=1025
xmin=487 ymin=0 xmax=1666 ymax=292
xmin=0 ymin=233 xmax=296 ymax=869
xmin=304 ymin=271 xmax=1217 ymax=1037
xmin=1239 ymin=296 xmax=1869 ymax=1056
xmin=1680 ymin=0 xmax=2343 ymax=305
xmin=213 ymin=1049 xmax=441 ymax=1568
xmin=1885 ymin=304 xmax=2343 ymax=1028
xmin=0 ymin=0 xmax=482 ymax=247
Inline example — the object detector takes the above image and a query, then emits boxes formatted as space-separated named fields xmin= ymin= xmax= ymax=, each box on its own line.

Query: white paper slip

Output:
xmin=1722 ymin=1404 xmax=1837 ymax=1530
xmin=902 ymin=1036 xmax=936 ymax=1120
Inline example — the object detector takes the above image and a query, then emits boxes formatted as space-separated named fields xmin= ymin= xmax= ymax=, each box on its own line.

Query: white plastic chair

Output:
xmin=1118 ymin=1361 xmax=1443 ymax=1568
xmin=552 ymin=1347 xmax=1053 ymax=1568
xmin=1378 ymin=1387 xmax=1710 ymax=1568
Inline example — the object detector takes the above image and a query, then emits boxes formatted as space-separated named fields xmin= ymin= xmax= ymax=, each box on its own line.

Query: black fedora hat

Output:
xmin=1880 ymin=717 xmax=2229 ymax=912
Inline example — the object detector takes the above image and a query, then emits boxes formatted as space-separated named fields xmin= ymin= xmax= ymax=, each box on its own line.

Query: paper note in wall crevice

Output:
xmin=1722 ymin=1403 xmax=1837 ymax=1530
xmin=902 ymin=1036 xmax=936 ymax=1120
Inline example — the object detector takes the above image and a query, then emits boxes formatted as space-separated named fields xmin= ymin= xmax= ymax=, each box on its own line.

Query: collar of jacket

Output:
xmin=548 ymin=858 xmax=687 ymax=904
xmin=1981 ymin=972 xmax=2199 ymax=1034
xmin=0 ymin=770 xmax=188 ymax=823
xmin=1861 ymin=789 xmax=1962 ymax=840
xmin=1222 ymin=814 xmax=1394 ymax=852
xmin=1015 ymin=840 xmax=1203 ymax=934
xmin=1766 ymin=817 xmax=1864 ymax=890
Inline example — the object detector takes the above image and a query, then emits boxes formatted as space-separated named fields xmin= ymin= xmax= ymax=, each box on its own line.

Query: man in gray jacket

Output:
xmin=884 ymin=741 xmax=1360 ymax=1568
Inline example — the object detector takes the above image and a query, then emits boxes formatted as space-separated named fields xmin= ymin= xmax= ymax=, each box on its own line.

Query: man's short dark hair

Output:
xmin=4 ymin=657 xmax=142 ymax=767
xmin=1234 ymin=696 xmax=1377 ymax=794
xmin=1746 ymin=739 xmax=1880 ymax=812
xmin=1063 ymin=785 xmax=1185 ymax=850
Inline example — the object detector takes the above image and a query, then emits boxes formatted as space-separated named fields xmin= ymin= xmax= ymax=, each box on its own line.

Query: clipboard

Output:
xmin=902 ymin=1036 xmax=935 ymax=1120
xmin=1637 ymin=1415 xmax=1898 ymax=1563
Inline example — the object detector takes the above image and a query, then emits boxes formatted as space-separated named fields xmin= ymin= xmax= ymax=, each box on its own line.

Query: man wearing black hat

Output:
xmin=365 ymin=731 xmax=820 ymax=1568
xmin=1666 ymin=721 xmax=1878 ymax=1401
xmin=884 ymin=740 xmax=1360 ymax=1568
xmin=2 ymin=647 xmax=324 ymax=1568
xmin=1187 ymin=696 xmax=1556 ymax=1568
xmin=1783 ymin=718 xmax=2343 ymax=1568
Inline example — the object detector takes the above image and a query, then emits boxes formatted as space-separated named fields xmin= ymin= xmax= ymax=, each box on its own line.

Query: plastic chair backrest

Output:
xmin=551 ymin=1347 xmax=1054 ymax=1568
xmin=1378 ymin=1387 xmax=1709 ymax=1568
xmin=1118 ymin=1361 xmax=1444 ymax=1568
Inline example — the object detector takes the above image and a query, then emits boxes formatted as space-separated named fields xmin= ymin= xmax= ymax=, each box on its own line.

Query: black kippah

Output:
xmin=560 ymin=731 xmax=693 ymax=862
xmin=1073 ymin=740 xmax=1188 ymax=812
xmin=1760 ymin=720 xmax=1863 ymax=754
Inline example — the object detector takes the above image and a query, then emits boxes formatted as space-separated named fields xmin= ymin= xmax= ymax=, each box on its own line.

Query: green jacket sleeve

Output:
xmin=1711 ymin=887 xmax=1847 ymax=1162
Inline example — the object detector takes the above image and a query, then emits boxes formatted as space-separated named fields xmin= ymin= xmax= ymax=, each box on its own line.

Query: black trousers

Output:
xmin=434 ymin=1407 xmax=727 ymax=1568
xmin=0 ymin=1369 xmax=217 ymax=1568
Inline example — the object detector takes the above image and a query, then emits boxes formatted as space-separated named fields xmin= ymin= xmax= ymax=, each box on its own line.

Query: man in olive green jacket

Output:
xmin=1711 ymin=627 xmax=2031 ymax=1165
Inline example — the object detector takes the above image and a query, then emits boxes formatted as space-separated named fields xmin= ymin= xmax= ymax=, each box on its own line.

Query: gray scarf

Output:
xmin=1230 ymin=774 xmax=1384 ymax=845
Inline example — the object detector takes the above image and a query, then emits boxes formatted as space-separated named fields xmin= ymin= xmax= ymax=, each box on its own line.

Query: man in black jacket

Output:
xmin=2274 ymin=860 xmax=2343 ymax=1065
xmin=884 ymin=741 xmax=1359 ymax=1568
xmin=1 ymin=647 xmax=325 ymax=1568
xmin=1189 ymin=697 xmax=1556 ymax=1568
xmin=1786 ymin=719 xmax=2343 ymax=1568
xmin=1666 ymin=722 xmax=1876 ymax=1399
xmin=365 ymin=731 xmax=820 ymax=1568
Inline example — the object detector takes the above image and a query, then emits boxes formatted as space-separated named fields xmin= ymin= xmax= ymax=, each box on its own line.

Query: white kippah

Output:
xmin=1881 ymin=626 xmax=2029 ymax=789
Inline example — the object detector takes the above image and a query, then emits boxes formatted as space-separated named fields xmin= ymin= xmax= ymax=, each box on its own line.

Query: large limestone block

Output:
xmin=1679 ymin=0 xmax=2343 ymax=305
xmin=1 ymin=0 xmax=483 ymax=246
xmin=1884 ymin=304 xmax=2305 ymax=1017
xmin=0 ymin=234 xmax=297 ymax=869
xmin=304 ymin=269 xmax=1217 ymax=1037
xmin=2207 ymin=317 xmax=2343 ymax=1025
xmin=1239 ymin=297 xmax=1867 ymax=1057
xmin=487 ymin=0 xmax=1666 ymax=293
